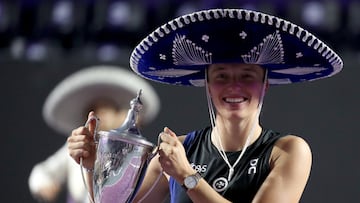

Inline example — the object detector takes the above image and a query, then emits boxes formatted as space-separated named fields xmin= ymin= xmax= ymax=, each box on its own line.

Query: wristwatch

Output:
xmin=182 ymin=172 xmax=202 ymax=190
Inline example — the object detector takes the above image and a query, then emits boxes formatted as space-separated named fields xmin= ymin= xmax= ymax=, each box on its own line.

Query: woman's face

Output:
xmin=207 ymin=63 xmax=266 ymax=120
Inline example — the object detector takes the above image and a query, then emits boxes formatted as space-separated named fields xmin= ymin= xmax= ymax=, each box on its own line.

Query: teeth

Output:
xmin=225 ymin=98 xmax=245 ymax=103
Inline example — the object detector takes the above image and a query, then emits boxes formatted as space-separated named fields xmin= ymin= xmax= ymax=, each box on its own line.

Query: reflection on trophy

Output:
xmin=91 ymin=90 xmax=156 ymax=203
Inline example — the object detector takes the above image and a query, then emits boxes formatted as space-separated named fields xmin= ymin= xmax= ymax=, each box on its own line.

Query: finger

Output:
xmin=159 ymin=142 xmax=174 ymax=156
xmin=160 ymin=132 xmax=177 ymax=147
xmin=67 ymin=128 xmax=95 ymax=150
xmin=68 ymin=137 xmax=92 ymax=150
xmin=86 ymin=111 xmax=99 ymax=135
xmin=164 ymin=127 xmax=177 ymax=137
xmin=69 ymin=149 xmax=89 ymax=164
xmin=69 ymin=126 xmax=92 ymax=141
xmin=160 ymin=132 xmax=170 ymax=142
xmin=88 ymin=111 xmax=95 ymax=118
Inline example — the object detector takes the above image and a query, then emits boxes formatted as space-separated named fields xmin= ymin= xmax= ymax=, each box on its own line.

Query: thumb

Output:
xmin=85 ymin=111 xmax=99 ymax=135
xmin=164 ymin=127 xmax=177 ymax=137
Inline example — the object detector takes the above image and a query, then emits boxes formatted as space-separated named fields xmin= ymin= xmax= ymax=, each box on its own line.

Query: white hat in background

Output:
xmin=42 ymin=65 xmax=160 ymax=135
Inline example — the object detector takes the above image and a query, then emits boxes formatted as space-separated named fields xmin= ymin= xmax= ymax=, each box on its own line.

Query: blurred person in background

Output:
xmin=28 ymin=65 xmax=160 ymax=203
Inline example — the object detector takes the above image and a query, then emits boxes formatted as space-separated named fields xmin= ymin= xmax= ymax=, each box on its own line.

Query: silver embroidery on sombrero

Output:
xmin=144 ymin=68 xmax=200 ymax=78
xmin=267 ymin=78 xmax=292 ymax=84
xmin=272 ymin=66 xmax=327 ymax=75
xmin=189 ymin=79 xmax=205 ymax=87
xmin=239 ymin=31 xmax=247 ymax=39
xmin=202 ymin=35 xmax=209 ymax=42
xmin=172 ymin=34 xmax=212 ymax=66
xmin=241 ymin=31 xmax=284 ymax=65
xmin=159 ymin=54 xmax=166 ymax=60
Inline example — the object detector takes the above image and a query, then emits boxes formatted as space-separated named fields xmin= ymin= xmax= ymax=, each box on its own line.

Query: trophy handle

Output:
xmin=134 ymin=133 xmax=164 ymax=202
xmin=147 ymin=133 xmax=162 ymax=162
xmin=80 ymin=116 xmax=100 ymax=203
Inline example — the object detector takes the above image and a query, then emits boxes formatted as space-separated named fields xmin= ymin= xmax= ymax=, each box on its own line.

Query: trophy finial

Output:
xmin=112 ymin=89 xmax=144 ymax=136
xmin=130 ymin=89 xmax=143 ymax=112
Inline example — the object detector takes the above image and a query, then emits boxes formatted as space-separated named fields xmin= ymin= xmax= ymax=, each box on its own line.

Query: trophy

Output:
xmin=88 ymin=90 xmax=158 ymax=203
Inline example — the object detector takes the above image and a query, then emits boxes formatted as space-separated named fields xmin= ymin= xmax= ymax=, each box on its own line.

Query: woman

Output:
xmin=134 ymin=63 xmax=311 ymax=203
xmin=68 ymin=8 xmax=343 ymax=203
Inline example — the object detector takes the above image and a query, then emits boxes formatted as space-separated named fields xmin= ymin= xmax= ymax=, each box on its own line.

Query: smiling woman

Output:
xmin=126 ymin=8 xmax=342 ymax=203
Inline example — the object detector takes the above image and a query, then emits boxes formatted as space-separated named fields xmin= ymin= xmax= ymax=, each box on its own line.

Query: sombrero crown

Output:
xmin=130 ymin=8 xmax=343 ymax=86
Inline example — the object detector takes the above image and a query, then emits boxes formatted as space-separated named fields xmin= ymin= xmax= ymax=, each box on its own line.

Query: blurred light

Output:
xmin=25 ymin=41 xmax=47 ymax=61
xmin=10 ymin=37 xmax=25 ymax=59
xmin=52 ymin=0 xmax=74 ymax=32
xmin=97 ymin=43 xmax=121 ymax=61
xmin=0 ymin=0 xmax=354 ymax=62
xmin=302 ymin=1 xmax=326 ymax=28
xmin=175 ymin=1 xmax=198 ymax=17
xmin=241 ymin=3 xmax=258 ymax=11
xmin=107 ymin=1 xmax=131 ymax=27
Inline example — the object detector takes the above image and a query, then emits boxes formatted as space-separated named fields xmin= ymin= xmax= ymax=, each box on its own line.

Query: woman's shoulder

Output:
xmin=276 ymin=134 xmax=311 ymax=150
xmin=263 ymin=129 xmax=311 ymax=151
xmin=272 ymin=134 xmax=312 ymax=162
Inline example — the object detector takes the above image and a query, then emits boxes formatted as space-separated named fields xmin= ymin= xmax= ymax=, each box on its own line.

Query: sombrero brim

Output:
xmin=42 ymin=65 xmax=160 ymax=135
xmin=130 ymin=8 xmax=343 ymax=86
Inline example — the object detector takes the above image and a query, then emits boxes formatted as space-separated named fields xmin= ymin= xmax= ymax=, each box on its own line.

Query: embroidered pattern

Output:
xmin=272 ymin=66 xmax=327 ymax=75
xmin=143 ymin=68 xmax=200 ymax=78
xmin=172 ymin=34 xmax=212 ymax=66
xmin=241 ymin=31 xmax=284 ymax=65
xmin=159 ymin=54 xmax=166 ymax=60
xmin=239 ymin=31 xmax=247 ymax=39
xmin=202 ymin=35 xmax=210 ymax=42
xmin=296 ymin=52 xmax=303 ymax=58
xmin=189 ymin=79 xmax=205 ymax=87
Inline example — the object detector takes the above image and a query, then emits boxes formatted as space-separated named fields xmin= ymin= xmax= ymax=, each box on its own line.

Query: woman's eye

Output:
xmin=217 ymin=74 xmax=225 ymax=78
xmin=242 ymin=73 xmax=256 ymax=80
xmin=216 ymin=73 xmax=228 ymax=80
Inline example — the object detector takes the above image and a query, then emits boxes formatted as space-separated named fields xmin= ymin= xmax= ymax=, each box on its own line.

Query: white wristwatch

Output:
xmin=182 ymin=172 xmax=202 ymax=190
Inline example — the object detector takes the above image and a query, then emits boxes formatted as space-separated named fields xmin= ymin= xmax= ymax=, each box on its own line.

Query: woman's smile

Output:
xmin=223 ymin=97 xmax=247 ymax=103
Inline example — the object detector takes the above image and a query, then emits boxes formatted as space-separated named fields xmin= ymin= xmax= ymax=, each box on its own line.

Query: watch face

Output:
xmin=184 ymin=175 xmax=197 ymax=188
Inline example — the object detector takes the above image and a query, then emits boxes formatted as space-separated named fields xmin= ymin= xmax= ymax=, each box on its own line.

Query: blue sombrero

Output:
xmin=130 ymin=8 xmax=343 ymax=86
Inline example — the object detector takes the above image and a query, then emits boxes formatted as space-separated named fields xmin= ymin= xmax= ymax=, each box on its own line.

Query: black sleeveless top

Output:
xmin=169 ymin=127 xmax=285 ymax=203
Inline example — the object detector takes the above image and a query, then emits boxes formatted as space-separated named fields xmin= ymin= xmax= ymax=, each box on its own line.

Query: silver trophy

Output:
xmin=90 ymin=90 xmax=157 ymax=203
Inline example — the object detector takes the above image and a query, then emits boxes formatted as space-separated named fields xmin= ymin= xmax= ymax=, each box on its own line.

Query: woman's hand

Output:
xmin=67 ymin=111 xmax=97 ymax=170
xmin=158 ymin=127 xmax=195 ymax=183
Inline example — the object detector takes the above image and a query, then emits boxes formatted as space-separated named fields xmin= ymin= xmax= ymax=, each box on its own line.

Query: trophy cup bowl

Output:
xmin=93 ymin=130 xmax=155 ymax=203
xmin=86 ymin=90 xmax=158 ymax=203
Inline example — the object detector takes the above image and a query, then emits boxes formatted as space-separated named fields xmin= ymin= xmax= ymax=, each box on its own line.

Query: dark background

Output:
xmin=1 ymin=0 xmax=359 ymax=202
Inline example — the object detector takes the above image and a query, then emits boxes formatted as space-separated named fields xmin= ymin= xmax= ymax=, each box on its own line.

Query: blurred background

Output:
xmin=0 ymin=0 xmax=359 ymax=202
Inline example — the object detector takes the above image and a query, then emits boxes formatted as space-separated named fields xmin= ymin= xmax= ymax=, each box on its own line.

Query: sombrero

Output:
xmin=42 ymin=65 xmax=160 ymax=135
xmin=130 ymin=8 xmax=343 ymax=86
